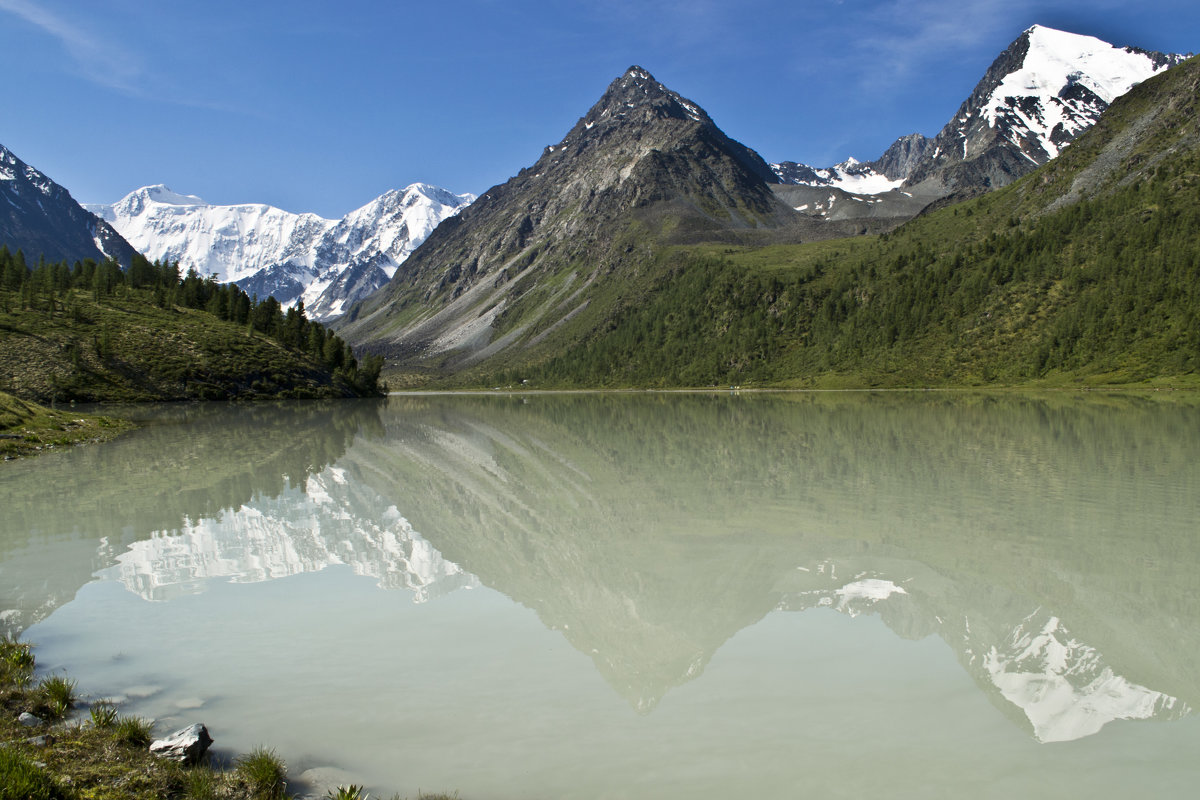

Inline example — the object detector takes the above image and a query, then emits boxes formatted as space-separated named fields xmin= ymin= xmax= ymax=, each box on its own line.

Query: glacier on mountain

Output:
xmin=87 ymin=183 xmax=474 ymax=321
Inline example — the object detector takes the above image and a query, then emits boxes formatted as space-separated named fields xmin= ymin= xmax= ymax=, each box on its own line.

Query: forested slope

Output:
xmin=0 ymin=251 xmax=384 ymax=402
xmin=480 ymin=56 xmax=1200 ymax=389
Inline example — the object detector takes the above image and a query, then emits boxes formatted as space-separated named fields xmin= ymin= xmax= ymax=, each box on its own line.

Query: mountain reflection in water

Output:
xmin=4 ymin=392 xmax=1199 ymax=764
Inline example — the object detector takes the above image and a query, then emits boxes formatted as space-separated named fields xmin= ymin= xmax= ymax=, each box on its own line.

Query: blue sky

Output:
xmin=1 ymin=0 xmax=1196 ymax=219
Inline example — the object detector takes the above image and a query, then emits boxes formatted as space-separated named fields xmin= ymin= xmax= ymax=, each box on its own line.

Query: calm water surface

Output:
xmin=3 ymin=392 xmax=1199 ymax=798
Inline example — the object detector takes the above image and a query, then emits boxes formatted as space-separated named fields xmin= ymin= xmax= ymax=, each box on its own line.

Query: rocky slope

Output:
xmin=87 ymin=183 xmax=473 ymax=321
xmin=0 ymin=143 xmax=136 ymax=266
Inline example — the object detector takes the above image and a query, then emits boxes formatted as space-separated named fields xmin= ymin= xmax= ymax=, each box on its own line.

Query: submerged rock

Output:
xmin=149 ymin=723 xmax=213 ymax=765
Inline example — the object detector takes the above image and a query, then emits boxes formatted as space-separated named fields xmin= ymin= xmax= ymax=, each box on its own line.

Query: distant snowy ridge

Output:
xmin=770 ymin=157 xmax=903 ymax=195
xmin=87 ymin=183 xmax=474 ymax=321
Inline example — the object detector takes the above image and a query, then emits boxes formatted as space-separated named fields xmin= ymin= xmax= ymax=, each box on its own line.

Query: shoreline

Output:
xmin=0 ymin=391 xmax=135 ymax=461
xmin=1 ymin=638 xmax=456 ymax=799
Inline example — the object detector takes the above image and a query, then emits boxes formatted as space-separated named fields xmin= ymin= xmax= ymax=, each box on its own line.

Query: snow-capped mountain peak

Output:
xmin=983 ymin=24 xmax=1180 ymax=157
xmin=88 ymin=183 xmax=473 ymax=320
xmin=902 ymin=24 xmax=1187 ymax=193
xmin=775 ymin=25 xmax=1187 ymax=200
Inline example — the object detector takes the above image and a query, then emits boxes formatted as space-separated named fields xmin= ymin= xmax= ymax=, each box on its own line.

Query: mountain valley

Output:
xmin=1 ymin=24 xmax=1196 ymax=391
xmin=335 ymin=27 xmax=1197 ymax=389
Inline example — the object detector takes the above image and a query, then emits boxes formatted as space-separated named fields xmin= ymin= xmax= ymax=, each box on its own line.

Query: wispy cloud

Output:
xmin=840 ymin=0 xmax=1129 ymax=89
xmin=0 ymin=0 xmax=142 ymax=91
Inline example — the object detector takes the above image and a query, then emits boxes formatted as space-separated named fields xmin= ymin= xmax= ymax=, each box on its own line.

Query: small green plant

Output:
xmin=0 ymin=635 xmax=35 ymax=686
xmin=37 ymin=674 xmax=76 ymax=718
xmin=0 ymin=748 xmax=70 ymax=800
xmin=89 ymin=700 xmax=119 ymax=728
xmin=327 ymin=785 xmax=368 ymax=800
xmin=236 ymin=745 xmax=287 ymax=799
xmin=112 ymin=714 xmax=155 ymax=747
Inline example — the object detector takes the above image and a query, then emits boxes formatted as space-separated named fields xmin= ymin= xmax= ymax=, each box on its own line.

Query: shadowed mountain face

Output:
xmin=0 ymin=144 xmax=136 ymax=266
xmin=5 ymin=393 xmax=1198 ymax=743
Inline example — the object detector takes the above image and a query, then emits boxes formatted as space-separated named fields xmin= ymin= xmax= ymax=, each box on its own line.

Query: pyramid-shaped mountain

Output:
xmin=338 ymin=67 xmax=847 ymax=371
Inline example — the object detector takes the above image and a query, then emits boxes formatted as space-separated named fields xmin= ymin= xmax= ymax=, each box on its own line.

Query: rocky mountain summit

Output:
xmin=0 ymin=143 xmax=136 ymax=266
xmin=88 ymin=182 xmax=473 ymax=321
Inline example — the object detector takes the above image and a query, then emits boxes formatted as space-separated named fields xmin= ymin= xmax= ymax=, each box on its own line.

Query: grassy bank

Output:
xmin=0 ymin=391 xmax=133 ymax=460
xmin=0 ymin=638 xmax=456 ymax=800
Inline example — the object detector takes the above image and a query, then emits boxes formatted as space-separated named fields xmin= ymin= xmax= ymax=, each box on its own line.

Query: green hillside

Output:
xmin=455 ymin=56 xmax=1200 ymax=390
xmin=0 ymin=252 xmax=384 ymax=403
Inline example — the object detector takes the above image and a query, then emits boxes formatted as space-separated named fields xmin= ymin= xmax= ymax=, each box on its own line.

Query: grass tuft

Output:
xmin=236 ymin=745 xmax=288 ymax=799
xmin=111 ymin=714 xmax=155 ymax=747
xmin=36 ymin=674 xmax=76 ymax=718
xmin=327 ymin=785 xmax=369 ymax=800
xmin=178 ymin=765 xmax=222 ymax=800
xmin=0 ymin=635 xmax=35 ymax=686
xmin=89 ymin=700 xmax=119 ymax=728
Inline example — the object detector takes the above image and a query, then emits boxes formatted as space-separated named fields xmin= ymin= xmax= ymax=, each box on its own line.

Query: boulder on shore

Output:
xmin=149 ymin=723 xmax=213 ymax=765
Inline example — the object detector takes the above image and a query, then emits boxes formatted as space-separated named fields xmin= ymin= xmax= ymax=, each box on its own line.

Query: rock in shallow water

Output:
xmin=149 ymin=723 xmax=213 ymax=765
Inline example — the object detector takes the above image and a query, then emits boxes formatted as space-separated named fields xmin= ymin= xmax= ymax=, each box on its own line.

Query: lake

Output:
xmin=3 ymin=391 xmax=1199 ymax=798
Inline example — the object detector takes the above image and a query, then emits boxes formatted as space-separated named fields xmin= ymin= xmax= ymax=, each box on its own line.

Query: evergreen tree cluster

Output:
xmin=0 ymin=249 xmax=384 ymax=395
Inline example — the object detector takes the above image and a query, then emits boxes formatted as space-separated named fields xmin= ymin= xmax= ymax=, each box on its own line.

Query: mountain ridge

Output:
xmin=515 ymin=51 xmax=1200 ymax=389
